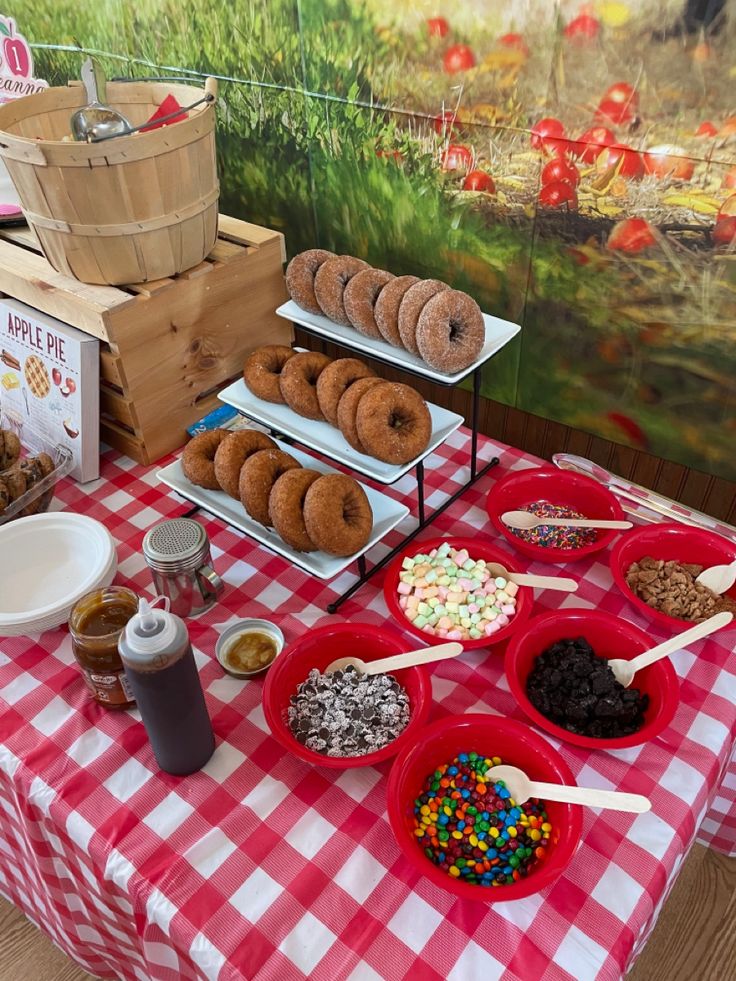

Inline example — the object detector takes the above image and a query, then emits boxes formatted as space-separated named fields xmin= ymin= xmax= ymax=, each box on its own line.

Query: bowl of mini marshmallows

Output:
xmin=262 ymin=622 xmax=431 ymax=768
xmin=610 ymin=523 xmax=736 ymax=630
xmin=383 ymin=537 xmax=533 ymax=649
xmin=485 ymin=468 xmax=626 ymax=563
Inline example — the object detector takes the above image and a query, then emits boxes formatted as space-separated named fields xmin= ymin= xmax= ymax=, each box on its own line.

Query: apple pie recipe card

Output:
xmin=0 ymin=298 xmax=99 ymax=482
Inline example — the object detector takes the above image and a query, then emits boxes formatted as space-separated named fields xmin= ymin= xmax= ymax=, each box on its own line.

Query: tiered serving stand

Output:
xmin=159 ymin=299 xmax=520 ymax=612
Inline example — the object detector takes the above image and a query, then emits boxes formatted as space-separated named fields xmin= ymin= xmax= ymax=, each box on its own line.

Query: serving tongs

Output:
xmin=553 ymin=453 xmax=736 ymax=546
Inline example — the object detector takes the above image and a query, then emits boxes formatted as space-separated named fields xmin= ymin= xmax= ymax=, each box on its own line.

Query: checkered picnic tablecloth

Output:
xmin=0 ymin=428 xmax=734 ymax=981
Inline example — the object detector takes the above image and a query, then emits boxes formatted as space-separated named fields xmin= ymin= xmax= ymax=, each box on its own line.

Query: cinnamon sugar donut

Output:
xmin=336 ymin=377 xmax=383 ymax=454
xmin=182 ymin=429 xmax=228 ymax=490
xmin=398 ymin=279 xmax=451 ymax=355
xmin=303 ymin=474 xmax=373 ymax=557
xmin=243 ymin=345 xmax=296 ymax=403
xmin=343 ymin=268 xmax=395 ymax=339
xmin=285 ymin=249 xmax=335 ymax=315
xmin=269 ymin=468 xmax=322 ymax=552
xmin=416 ymin=289 xmax=485 ymax=374
xmin=279 ymin=351 xmax=333 ymax=420
xmin=214 ymin=429 xmax=276 ymax=499
xmin=374 ymin=275 xmax=419 ymax=347
xmin=316 ymin=357 xmax=376 ymax=427
xmin=313 ymin=255 xmax=370 ymax=325
xmin=356 ymin=382 xmax=432 ymax=465
xmin=239 ymin=449 xmax=301 ymax=526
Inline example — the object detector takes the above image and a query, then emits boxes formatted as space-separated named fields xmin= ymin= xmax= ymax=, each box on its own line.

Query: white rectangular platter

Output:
xmin=218 ymin=378 xmax=463 ymax=485
xmin=276 ymin=299 xmax=521 ymax=385
xmin=156 ymin=440 xmax=410 ymax=580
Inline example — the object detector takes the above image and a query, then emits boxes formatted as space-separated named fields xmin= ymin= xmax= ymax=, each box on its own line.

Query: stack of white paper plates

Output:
xmin=0 ymin=513 xmax=117 ymax=637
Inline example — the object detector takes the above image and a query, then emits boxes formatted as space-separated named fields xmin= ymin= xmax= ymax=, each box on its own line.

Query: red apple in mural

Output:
xmin=723 ymin=167 xmax=736 ymax=189
xmin=443 ymin=44 xmax=475 ymax=73
xmin=574 ymin=125 xmax=615 ymax=162
xmin=433 ymin=110 xmax=457 ymax=135
xmin=607 ymin=218 xmax=656 ymax=252
xmin=564 ymin=14 xmax=601 ymax=40
xmin=539 ymin=180 xmax=578 ymax=209
xmin=713 ymin=216 xmax=736 ymax=245
xmin=530 ymin=117 xmax=566 ymax=155
xmin=51 ymin=367 xmax=62 ymax=386
xmin=603 ymin=82 xmax=638 ymax=107
xmin=0 ymin=23 xmax=31 ymax=78
xmin=498 ymin=33 xmax=529 ymax=56
xmin=599 ymin=143 xmax=644 ymax=180
xmin=695 ymin=121 xmax=718 ymax=137
xmin=441 ymin=143 xmax=473 ymax=172
xmin=427 ymin=17 xmax=449 ymax=38
xmin=541 ymin=157 xmax=580 ymax=187
xmin=595 ymin=98 xmax=635 ymax=126
xmin=462 ymin=169 xmax=495 ymax=192
xmin=643 ymin=145 xmax=694 ymax=181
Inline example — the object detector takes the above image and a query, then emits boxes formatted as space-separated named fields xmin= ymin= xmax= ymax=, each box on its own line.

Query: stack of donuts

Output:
xmin=243 ymin=346 xmax=431 ymax=466
xmin=285 ymin=250 xmax=485 ymax=375
xmin=181 ymin=428 xmax=373 ymax=557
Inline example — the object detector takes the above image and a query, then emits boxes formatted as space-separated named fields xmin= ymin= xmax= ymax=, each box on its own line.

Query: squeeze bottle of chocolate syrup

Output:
xmin=118 ymin=599 xmax=215 ymax=775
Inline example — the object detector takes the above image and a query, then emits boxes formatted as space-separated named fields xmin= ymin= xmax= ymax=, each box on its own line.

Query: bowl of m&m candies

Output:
xmin=386 ymin=714 xmax=583 ymax=900
xmin=262 ymin=622 xmax=431 ymax=769
xmin=382 ymin=537 xmax=533 ymax=649
xmin=485 ymin=468 xmax=626 ymax=563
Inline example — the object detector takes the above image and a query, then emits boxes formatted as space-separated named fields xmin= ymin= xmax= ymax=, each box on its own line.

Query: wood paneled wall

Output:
xmin=298 ymin=330 xmax=736 ymax=524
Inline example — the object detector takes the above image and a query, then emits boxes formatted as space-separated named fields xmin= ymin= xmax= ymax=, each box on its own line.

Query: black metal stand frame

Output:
xmin=178 ymin=337 xmax=500 ymax=613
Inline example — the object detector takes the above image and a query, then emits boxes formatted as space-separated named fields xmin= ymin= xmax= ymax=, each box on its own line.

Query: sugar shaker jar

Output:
xmin=142 ymin=518 xmax=223 ymax=618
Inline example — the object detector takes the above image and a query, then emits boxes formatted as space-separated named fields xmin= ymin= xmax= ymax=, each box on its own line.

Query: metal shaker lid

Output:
xmin=143 ymin=518 xmax=208 ymax=564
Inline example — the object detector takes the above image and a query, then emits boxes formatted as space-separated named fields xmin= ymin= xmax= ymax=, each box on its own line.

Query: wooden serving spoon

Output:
xmin=501 ymin=510 xmax=632 ymax=532
xmin=695 ymin=559 xmax=736 ymax=596
xmin=485 ymin=561 xmax=578 ymax=594
xmin=486 ymin=764 xmax=651 ymax=814
xmin=325 ymin=641 xmax=463 ymax=675
xmin=606 ymin=611 xmax=733 ymax=688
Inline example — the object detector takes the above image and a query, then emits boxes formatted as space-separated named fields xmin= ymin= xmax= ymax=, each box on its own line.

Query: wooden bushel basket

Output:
xmin=0 ymin=77 xmax=219 ymax=285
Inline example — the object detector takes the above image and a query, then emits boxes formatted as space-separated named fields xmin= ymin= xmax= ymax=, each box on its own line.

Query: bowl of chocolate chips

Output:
xmin=262 ymin=622 xmax=432 ymax=768
xmin=505 ymin=609 xmax=679 ymax=750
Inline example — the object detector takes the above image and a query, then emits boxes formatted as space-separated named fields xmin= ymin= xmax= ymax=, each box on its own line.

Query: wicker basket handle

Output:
xmin=204 ymin=77 xmax=218 ymax=102
xmin=0 ymin=133 xmax=47 ymax=166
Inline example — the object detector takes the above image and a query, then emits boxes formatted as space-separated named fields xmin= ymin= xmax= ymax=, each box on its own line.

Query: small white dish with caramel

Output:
xmin=215 ymin=619 xmax=284 ymax=678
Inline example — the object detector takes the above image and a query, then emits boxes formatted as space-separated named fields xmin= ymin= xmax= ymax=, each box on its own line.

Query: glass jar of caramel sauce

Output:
xmin=69 ymin=586 xmax=138 ymax=709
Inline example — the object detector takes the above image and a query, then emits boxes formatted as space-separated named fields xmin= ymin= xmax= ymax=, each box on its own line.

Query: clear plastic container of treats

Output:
xmin=0 ymin=409 xmax=73 ymax=525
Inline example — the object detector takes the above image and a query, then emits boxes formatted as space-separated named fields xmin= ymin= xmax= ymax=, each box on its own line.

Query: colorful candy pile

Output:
xmin=396 ymin=543 xmax=519 ymax=640
xmin=413 ymin=752 xmax=552 ymax=887
xmin=510 ymin=501 xmax=597 ymax=550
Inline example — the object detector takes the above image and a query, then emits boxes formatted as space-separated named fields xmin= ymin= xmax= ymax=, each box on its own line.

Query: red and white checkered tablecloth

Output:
xmin=0 ymin=428 xmax=734 ymax=981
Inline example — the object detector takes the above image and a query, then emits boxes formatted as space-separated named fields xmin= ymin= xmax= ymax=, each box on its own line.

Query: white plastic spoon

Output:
xmin=695 ymin=559 xmax=736 ymax=596
xmin=607 ymin=611 xmax=733 ymax=688
xmin=502 ymin=510 xmax=632 ymax=532
xmin=485 ymin=561 xmax=578 ymax=594
xmin=486 ymin=764 xmax=651 ymax=813
xmin=325 ymin=641 xmax=463 ymax=675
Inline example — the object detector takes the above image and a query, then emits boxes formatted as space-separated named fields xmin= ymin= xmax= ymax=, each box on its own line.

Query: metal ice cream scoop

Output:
xmin=71 ymin=58 xmax=131 ymax=142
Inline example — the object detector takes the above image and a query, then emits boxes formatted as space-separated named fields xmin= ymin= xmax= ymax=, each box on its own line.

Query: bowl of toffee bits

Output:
xmin=610 ymin=524 xmax=736 ymax=631
xmin=505 ymin=610 xmax=679 ymax=749
xmin=262 ymin=622 xmax=431 ymax=769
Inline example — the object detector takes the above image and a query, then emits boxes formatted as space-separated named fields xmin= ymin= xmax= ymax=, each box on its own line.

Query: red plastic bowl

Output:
xmin=262 ymin=622 xmax=431 ymax=769
xmin=610 ymin=523 xmax=736 ymax=630
xmin=486 ymin=468 xmax=626 ymax=563
xmin=387 ymin=714 xmax=583 ymax=901
xmin=505 ymin=609 xmax=679 ymax=749
xmin=382 ymin=536 xmax=533 ymax=650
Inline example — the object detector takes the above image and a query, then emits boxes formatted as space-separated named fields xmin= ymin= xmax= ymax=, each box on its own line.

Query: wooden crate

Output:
xmin=0 ymin=215 xmax=291 ymax=464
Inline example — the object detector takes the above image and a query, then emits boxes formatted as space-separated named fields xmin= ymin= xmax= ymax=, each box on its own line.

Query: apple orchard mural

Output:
xmin=9 ymin=0 xmax=736 ymax=480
